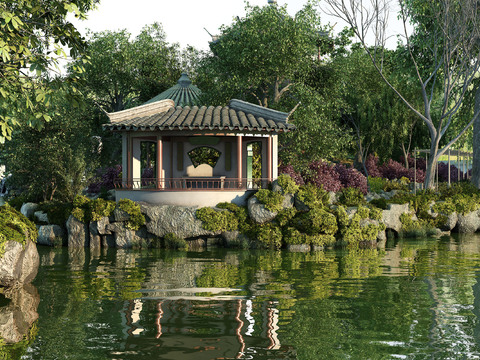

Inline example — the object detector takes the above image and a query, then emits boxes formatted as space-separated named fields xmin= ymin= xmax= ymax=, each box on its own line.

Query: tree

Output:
xmin=324 ymin=0 xmax=480 ymax=188
xmin=71 ymin=23 xmax=182 ymax=112
xmin=0 ymin=0 xmax=98 ymax=142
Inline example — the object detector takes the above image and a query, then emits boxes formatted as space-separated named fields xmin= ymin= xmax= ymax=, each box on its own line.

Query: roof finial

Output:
xmin=268 ymin=0 xmax=277 ymax=5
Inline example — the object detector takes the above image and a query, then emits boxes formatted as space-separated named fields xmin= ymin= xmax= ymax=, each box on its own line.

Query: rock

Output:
xmin=366 ymin=192 xmax=382 ymax=202
xmin=312 ymin=245 xmax=325 ymax=251
xmin=271 ymin=179 xmax=282 ymax=193
xmin=222 ymin=231 xmax=250 ymax=248
xmin=287 ymin=244 xmax=310 ymax=252
xmin=106 ymin=223 xmax=149 ymax=248
xmin=283 ymin=194 xmax=295 ymax=208
xmin=248 ymin=196 xmax=277 ymax=224
xmin=207 ymin=237 xmax=224 ymax=248
xmin=294 ymin=194 xmax=310 ymax=212
xmin=20 ymin=203 xmax=38 ymax=219
xmin=0 ymin=284 xmax=39 ymax=344
xmin=113 ymin=207 xmax=130 ymax=222
xmin=382 ymin=203 xmax=411 ymax=233
xmin=457 ymin=210 xmax=480 ymax=234
xmin=37 ymin=225 xmax=65 ymax=247
xmin=187 ymin=238 xmax=206 ymax=250
xmin=377 ymin=230 xmax=387 ymax=241
xmin=444 ymin=212 xmax=458 ymax=231
xmin=106 ymin=189 xmax=116 ymax=200
xmin=140 ymin=203 xmax=215 ymax=239
xmin=0 ymin=240 xmax=39 ymax=288
xmin=34 ymin=211 xmax=48 ymax=223
xmin=66 ymin=215 xmax=89 ymax=247
xmin=89 ymin=217 xmax=111 ymax=249
xmin=328 ymin=192 xmax=337 ymax=205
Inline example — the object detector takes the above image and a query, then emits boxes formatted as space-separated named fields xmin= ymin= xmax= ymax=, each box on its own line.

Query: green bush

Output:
xmin=369 ymin=198 xmax=388 ymax=210
xmin=296 ymin=183 xmax=329 ymax=210
xmin=275 ymin=207 xmax=297 ymax=227
xmin=338 ymin=187 xmax=365 ymax=207
xmin=89 ymin=198 xmax=116 ymax=222
xmin=0 ymin=205 xmax=38 ymax=258
xmin=164 ymin=233 xmax=188 ymax=250
xmin=276 ymin=174 xmax=299 ymax=194
xmin=196 ymin=207 xmax=238 ymax=232
xmin=117 ymin=199 xmax=145 ymax=230
xmin=292 ymin=208 xmax=338 ymax=236
xmin=283 ymin=227 xmax=308 ymax=245
xmin=255 ymin=223 xmax=282 ymax=249
xmin=39 ymin=201 xmax=73 ymax=226
xmin=255 ymin=189 xmax=285 ymax=212
xmin=367 ymin=177 xmax=387 ymax=193
xmin=216 ymin=202 xmax=249 ymax=223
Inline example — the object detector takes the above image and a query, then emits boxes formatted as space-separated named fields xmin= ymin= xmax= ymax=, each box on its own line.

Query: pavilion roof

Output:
xmin=144 ymin=73 xmax=202 ymax=107
xmin=104 ymin=99 xmax=295 ymax=134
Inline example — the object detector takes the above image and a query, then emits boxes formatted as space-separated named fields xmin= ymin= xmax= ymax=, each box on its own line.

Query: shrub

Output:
xmin=278 ymin=164 xmax=305 ymax=185
xmin=39 ymin=201 xmax=73 ymax=226
xmin=338 ymin=187 xmax=366 ymax=207
xmin=276 ymin=174 xmax=299 ymax=194
xmin=369 ymin=198 xmax=388 ymax=210
xmin=256 ymin=223 xmax=282 ymax=249
xmin=87 ymin=165 xmax=122 ymax=193
xmin=334 ymin=164 xmax=368 ymax=194
xmin=296 ymin=183 xmax=329 ymax=210
xmin=304 ymin=160 xmax=342 ymax=193
xmin=283 ymin=227 xmax=308 ymax=245
xmin=275 ymin=207 xmax=298 ymax=227
xmin=292 ymin=208 xmax=338 ymax=236
xmin=365 ymin=154 xmax=382 ymax=178
xmin=89 ymin=198 xmax=116 ymax=222
xmin=117 ymin=199 xmax=145 ymax=230
xmin=71 ymin=195 xmax=91 ymax=222
xmin=196 ymin=207 xmax=239 ymax=232
xmin=255 ymin=189 xmax=285 ymax=212
xmin=164 ymin=233 xmax=188 ymax=250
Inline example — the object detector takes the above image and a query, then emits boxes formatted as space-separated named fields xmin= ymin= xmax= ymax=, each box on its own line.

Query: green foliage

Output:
xmin=399 ymin=213 xmax=437 ymax=239
xmin=368 ymin=206 xmax=383 ymax=221
xmin=255 ymin=189 xmax=285 ymax=213
xmin=335 ymin=205 xmax=384 ymax=245
xmin=71 ymin=195 xmax=90 ymax=222
xmin=38 ymin=201 xmax=73 ymax=226
xmin=369 ymin=198 xmax=388 ymax=210
xmin=188 ymin=147 xmax=221 ymax=168
xmin=283 ymin=227 xmax=335 ymax=247
xmin=89 ymin=199 xmax=116 ymax=222
xmin=275 ymin=208 xmax=298 ymax=227
xmin=296 ymin=183 xmax=329 ymax=210
xmin=339 ymin=187 xmax=365 ymax=207
xmin=196 ymin=207 xmax=238 ymax=232
xmin=0 ymin=0 xmax=97 ymax=142
xmin=368 ymin=177 xmax=409 ymax=193
xmin=255 ymin=223 xmax=283 ymax=249
xmin=0 ymin=205 xmax=37 ymax=258
xmin=292 ymin=208 xmax=338 ymax=236
xmin=216 ymin=202 xmax=248 ymax=224
xmin=163 ymin=233 xmax=188 ymax=250
xmin=276 ymin=174 xmax=299 ymax=195
xmin=117 ymin=199 xmax=145 ymax=230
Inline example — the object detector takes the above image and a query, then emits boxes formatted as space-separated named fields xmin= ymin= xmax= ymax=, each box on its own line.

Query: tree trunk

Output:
xmin=471 ymin=84 xmax=480 ymax=187
xmin=424 ymin=141 xmax=440 ymax=189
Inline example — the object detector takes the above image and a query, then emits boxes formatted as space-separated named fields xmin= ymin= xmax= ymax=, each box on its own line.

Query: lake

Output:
xmin=4 ymin=235 xmax=480 ymax=359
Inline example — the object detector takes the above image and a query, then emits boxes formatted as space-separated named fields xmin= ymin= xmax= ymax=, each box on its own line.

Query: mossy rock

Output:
xmin=0 ymin=205 xmax=37 ymax=258
xmin=117 ymin=199 xmax=146 ymax=230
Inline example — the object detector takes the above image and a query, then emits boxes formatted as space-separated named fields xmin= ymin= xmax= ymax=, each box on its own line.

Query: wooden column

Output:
xmin=127 ymin=133 xmax=132 ymax=188
xmin=156 ymin=136 xmax=163 ymax=189
xmin=267 ymin=135 xmax=273 ymax=182
xmin=237 ymin=135 xmax=243 ymax=187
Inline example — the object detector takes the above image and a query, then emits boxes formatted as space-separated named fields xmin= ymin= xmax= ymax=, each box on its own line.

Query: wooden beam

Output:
xmin=237 ymin=135 xmax=243 ymax=186
xmin=156 ymin=136 xmax=163 ymax=189
xmin=267 ymin=135 xmax=272 ymax=182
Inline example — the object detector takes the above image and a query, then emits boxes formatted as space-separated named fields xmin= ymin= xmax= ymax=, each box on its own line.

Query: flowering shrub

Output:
xmin=365 ymin=154 xmax=382 ymax=178
xmin=334 ymin=164 xmax=368 ymax=194
xmin=87 ymin=165 xmax=122 ymax=193
xmin=304 ymin=161 xmax=342 ymax=192
xmin=278 ymin=164 xmax=304 ymax=185
xmin=367 ymin=155 xmax=425 ymax=183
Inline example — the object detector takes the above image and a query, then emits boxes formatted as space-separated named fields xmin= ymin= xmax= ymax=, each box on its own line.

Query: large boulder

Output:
xmin=105 ymin=222 xmax=149 ymax=249
xmin=140 ymin=203 xmax=214 ymax=239
xmin=457 ymin=210 xmax=480 ymax=234
xmin=89 ymin=217 xmax=111 ymax=249
xmin=66 ymin=215 xmax=89 ymax=247
xmin=34 ymin=211 xmax=48 ymax=224
xmin=248 ymin=196 xmax=277 ymax=224
xmin=19 ymin=203 xmax=38 ymax=219
xmin=382 ymin=203 xmax=411 ymax=233
xmin=0 ymin=240 xmax=39 ymax=288
xmin=37 ymin=225 xmax=65 ymax=247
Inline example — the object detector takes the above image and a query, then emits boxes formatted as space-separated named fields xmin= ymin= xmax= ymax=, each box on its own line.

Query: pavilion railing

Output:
xmin=114 ymin=177 xmax=271 ymax=191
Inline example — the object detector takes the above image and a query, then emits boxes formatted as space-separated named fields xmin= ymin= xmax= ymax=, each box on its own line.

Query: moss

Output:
xmin=196 ymin=207 xmax=238 ymax=232
xmin=338 ymin=187 xmax=365 ymax=207
xmin=292 ymin=208 xmax=338 ymax=236
xmin=0 ymin=205 xmax=38 ymax=258
xmin=117 ymin=199 xmax=145 ymax=230
xmin=296 ymin=183 xmax=329 ymax=210
xmin=163 ymin=233 xmax=188 ymax=250
xmin=255 ymin=189 xmax=285 ymax=212
xmin=276 ymin=174 xmax=299 ymax=194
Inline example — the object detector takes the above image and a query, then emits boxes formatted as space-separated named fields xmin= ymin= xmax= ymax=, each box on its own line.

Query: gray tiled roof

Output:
xmin=104 ymin=99 xmax=295 ymax=133
xmin=144 ymin=73 xmax=202 ymax=107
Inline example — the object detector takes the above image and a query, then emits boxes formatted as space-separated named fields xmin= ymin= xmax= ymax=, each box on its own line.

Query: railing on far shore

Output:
xmin=114 ymin=177 xmax=271 ymax=191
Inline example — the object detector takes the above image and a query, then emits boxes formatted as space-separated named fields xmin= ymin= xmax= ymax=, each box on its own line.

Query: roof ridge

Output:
xmin=229 ymin=99 xmax=289 ymax=122
xmin=107 ymin=99 xmax=174 ymax=123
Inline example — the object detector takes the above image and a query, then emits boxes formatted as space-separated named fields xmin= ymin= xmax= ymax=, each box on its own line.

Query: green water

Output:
xmin=4 ymin=235 xmax=480 ymax=359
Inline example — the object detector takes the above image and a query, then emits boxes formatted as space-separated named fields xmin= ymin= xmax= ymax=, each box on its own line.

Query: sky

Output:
xmin=69 ymin=0 xmax=350 ymax=51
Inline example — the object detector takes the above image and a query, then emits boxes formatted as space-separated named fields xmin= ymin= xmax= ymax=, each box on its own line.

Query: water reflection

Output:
xmin=24 ymin=237 xmax=480 ymax=359
xmin=0 ymin=284 xmax=39 ymax=358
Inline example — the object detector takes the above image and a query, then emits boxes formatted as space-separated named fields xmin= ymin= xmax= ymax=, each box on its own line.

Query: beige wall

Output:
xmin=116 ymin=190 xmax=254 ymax=207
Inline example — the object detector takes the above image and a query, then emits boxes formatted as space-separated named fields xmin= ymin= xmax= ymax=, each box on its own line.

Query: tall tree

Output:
xmin=0 ymin=0 xmax=98 ymax=142
xmin=324 ymin=0 xmax=480 ymax=188
xmin=71 ymin=23 xmax=182 ymax=112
